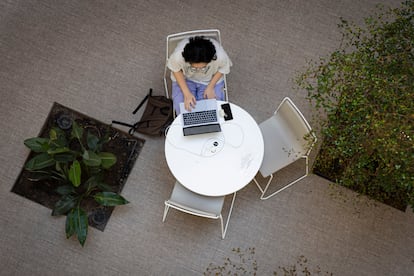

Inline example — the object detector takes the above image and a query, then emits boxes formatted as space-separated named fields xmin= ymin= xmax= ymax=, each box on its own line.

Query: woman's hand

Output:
xmin=203 ymin=86 xmax=216 ymax=99
xmin=184 ymin=92 xmax=196 ymax=111
xmin=204 ymin=72 xmax=223 ymax=99
xmin=172 ymin=70 xmax=196 ymax=111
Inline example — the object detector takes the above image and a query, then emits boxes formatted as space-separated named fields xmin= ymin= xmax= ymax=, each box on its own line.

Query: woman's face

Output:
xmin=189 ymin=62 xmax=208 ymax=73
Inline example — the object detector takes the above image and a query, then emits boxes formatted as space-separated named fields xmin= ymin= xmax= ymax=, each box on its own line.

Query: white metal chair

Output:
xmin=163 ymin=181 xmax=236 ymax=239
xmin=253 ymin=97 xmax=317 ymax=200
xmin=163 ymin=29 xmax=229 ymax=103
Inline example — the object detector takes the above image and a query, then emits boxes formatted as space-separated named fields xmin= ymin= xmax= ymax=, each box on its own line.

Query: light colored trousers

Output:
xmin=172 ymin=80 xmax=225 ymax=114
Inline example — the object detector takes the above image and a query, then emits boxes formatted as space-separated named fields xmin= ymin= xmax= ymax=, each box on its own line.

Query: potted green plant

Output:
xmin=296 ymin=1 xmax=414 ymax=210
xmin=23 ymin=119 xmax=129 ymax=246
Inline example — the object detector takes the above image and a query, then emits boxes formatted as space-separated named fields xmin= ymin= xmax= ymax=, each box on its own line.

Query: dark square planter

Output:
xmin=12 ymin=102 xmax=145 ymax=231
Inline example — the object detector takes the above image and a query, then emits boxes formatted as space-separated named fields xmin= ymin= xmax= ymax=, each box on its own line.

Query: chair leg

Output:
xmin=163 ymin=68 xmax=169 ymax=99
xmin=221 ymin=192 xmax=236 ymax=239
xmin=253 ymin=174 xmax=273 ymax=197
xmin=162 ymin=203 xmax=170 ymax=222
xmin=255 ymin=156 xmax=309 ymax=200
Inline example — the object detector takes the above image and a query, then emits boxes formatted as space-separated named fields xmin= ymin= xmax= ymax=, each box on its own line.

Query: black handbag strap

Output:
xmin=111 ymin=120 xmax=134 ymax=128
xmin=128 ymin=117 xmax=170 ymax=135
xmin=132 ymin=88 xmax=153 ymax=115
xmin=112 ymin=89 xmax=152 ymax=129
xmin=112 ymin=88 xmax=172 ymax=136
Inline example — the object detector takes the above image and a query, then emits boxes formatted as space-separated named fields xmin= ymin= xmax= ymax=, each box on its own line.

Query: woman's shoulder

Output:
xmin=208 ymin=38 xmax=229 ymax=61
xmin=173 ymin=38 xmax=190 ymax=53
xmin=207 ymin=38 xmax=221 ymax=50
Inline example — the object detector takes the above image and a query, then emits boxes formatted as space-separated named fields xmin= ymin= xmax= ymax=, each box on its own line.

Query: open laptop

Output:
xmin=179 ymin=99 xmax=221 ymax=136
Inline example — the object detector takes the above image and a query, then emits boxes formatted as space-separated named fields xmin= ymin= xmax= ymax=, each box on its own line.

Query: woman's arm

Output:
xmin=173 ymin=70 xmax=196 ymax=111
xmin=203 ymin=71 xmax=223 ymax=99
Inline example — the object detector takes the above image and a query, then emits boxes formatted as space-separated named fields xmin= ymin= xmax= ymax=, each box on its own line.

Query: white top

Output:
xmin=165 ymin=101 xmax=264 ymax=196
xmin=167 ymin=38 xmax=232 ymax=85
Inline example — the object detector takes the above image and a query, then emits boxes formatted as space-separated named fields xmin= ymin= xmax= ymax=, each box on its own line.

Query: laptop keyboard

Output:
xmin=182 ymin=110 xmax=218 ymax=126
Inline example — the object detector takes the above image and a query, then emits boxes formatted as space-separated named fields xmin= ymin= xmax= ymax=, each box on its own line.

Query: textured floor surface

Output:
xmin=1 ymin=0 xmax=413 ymax=275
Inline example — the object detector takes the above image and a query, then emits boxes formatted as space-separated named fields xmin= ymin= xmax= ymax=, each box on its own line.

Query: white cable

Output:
xmin=165 ymin=121 xmax=245 ymax=157
xmin=221 ymin=121 xmax=244 ymax=148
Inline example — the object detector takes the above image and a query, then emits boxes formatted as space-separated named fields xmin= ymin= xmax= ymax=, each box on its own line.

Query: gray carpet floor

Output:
xmin=1 ymin=0 xmax=413 ymax=275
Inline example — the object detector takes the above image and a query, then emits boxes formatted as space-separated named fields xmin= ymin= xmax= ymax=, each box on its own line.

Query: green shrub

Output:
xmin=296 ymin=1 xmax=414 ymax=210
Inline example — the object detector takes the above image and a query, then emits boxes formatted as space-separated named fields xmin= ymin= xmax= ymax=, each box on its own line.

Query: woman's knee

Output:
xmin=172 ymin=83 xmax=184 ymax=114
xmin=214 ymin=82 xmax=225 ymax=100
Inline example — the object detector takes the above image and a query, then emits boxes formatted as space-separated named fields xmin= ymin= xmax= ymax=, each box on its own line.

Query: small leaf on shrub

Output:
xmin=71 ymin=121 xmax=83 ymax=141
xmin=66 ymin=207 xmax=88 ymax=247
xmin=24 ymin=137 xmax=49 ymax=152
xmin=99 ymin=152 xmax=117 ymax=169
xmin=69 ymin=160 xmax=81 ymax=187
xmin=87 ymin=132 xmax=100 ymax=151
xmin=93 ymin=192 xmax=129 ymax=206
xmin=25 ymin=153 xmax=55 ymax=170
xmin=82 ymin=150 xmax=101 ymax=167
xmin=52 ymin=195 xmax=76 ymax=216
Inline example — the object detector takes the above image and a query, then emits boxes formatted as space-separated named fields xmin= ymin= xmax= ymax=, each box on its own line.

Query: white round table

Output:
xmin=164 ymin=101 xmax=264 ymax=196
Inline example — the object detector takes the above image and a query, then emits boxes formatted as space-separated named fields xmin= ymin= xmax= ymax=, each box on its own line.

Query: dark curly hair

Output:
xmin=182 ymin=36 xmax=217 ymax=63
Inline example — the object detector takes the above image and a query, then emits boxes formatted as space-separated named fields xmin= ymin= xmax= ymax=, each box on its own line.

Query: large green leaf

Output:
xmin=52 ymin=195 xmax=76 ymax=216
xmin=25 ymin=153 xmax=55 ymax=170
xmin=65 ymin=211 xmax=75 ymax=239
xmin=82 ymin=150 xmax=101 ymax=167
xmin=83 ymin=176 xmax=100 ymax=193
xmin=86 ymin=175 xmax=112 ymax=192
xmin=99 ymin=152 xmax=117 ymax=169
xmin=87 ymin=132 xmax=99 ymax=151
xmin=55 ymin=185 xmax=75 ymax=196
xmin=24 ymin=137 xmax=49 ymax=153
xmin=54 ymin=162 xmax=68 ymax=181
xmin=66 ymin=207 xmax=88 ymax=246
xmin=71 ymin=121 xmax=83 ymax=141
xmin=88 ymin=166 xmax=102 ymax=175
xmin=49 ymin=128 xmax=58 ymax=140
xmin=54 ymin=152 xmax=76 ymax=163
xmin=96 ymin=181 xmax=114 ymax=192
xmin=69 ymin=160 xmax=81 ymax=187
xmin=50 ymin=127 xmax=68 ymax=147
xmin=47 ymin=147 xmax=70 ymax=155
xmin=26 ymin=170 xmax=56 ymax=181
xmin=96 ymin=132 xmax=111 ymax=152
xmin=93 ymin=192 xmax=129 ymax=206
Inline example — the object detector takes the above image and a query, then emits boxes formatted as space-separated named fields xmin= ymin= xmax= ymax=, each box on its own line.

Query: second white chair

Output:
xmin=253 ymin=97 xmax=317 ymax=200
xmin=163 ymin=181 xmax=236 ymax=239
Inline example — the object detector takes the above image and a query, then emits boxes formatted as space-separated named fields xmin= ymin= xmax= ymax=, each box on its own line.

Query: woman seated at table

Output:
xmin=167 ymin=36 xmax=232 ymax=114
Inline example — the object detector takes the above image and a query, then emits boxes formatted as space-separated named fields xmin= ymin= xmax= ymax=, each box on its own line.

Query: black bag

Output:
xmin=112 ymin=89 xmax=173 ymax=136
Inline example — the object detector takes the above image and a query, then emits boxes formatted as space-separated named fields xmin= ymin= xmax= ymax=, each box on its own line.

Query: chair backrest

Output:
xmin=163 ymin=29 xmax=228 ymax=101
xmin=274 ymin=97 xmax=316 ymax=156
xmin=168 ymin=181 xmax=224 ymax=218
xmin=163 ymin=181 xmax=235 ymax=239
